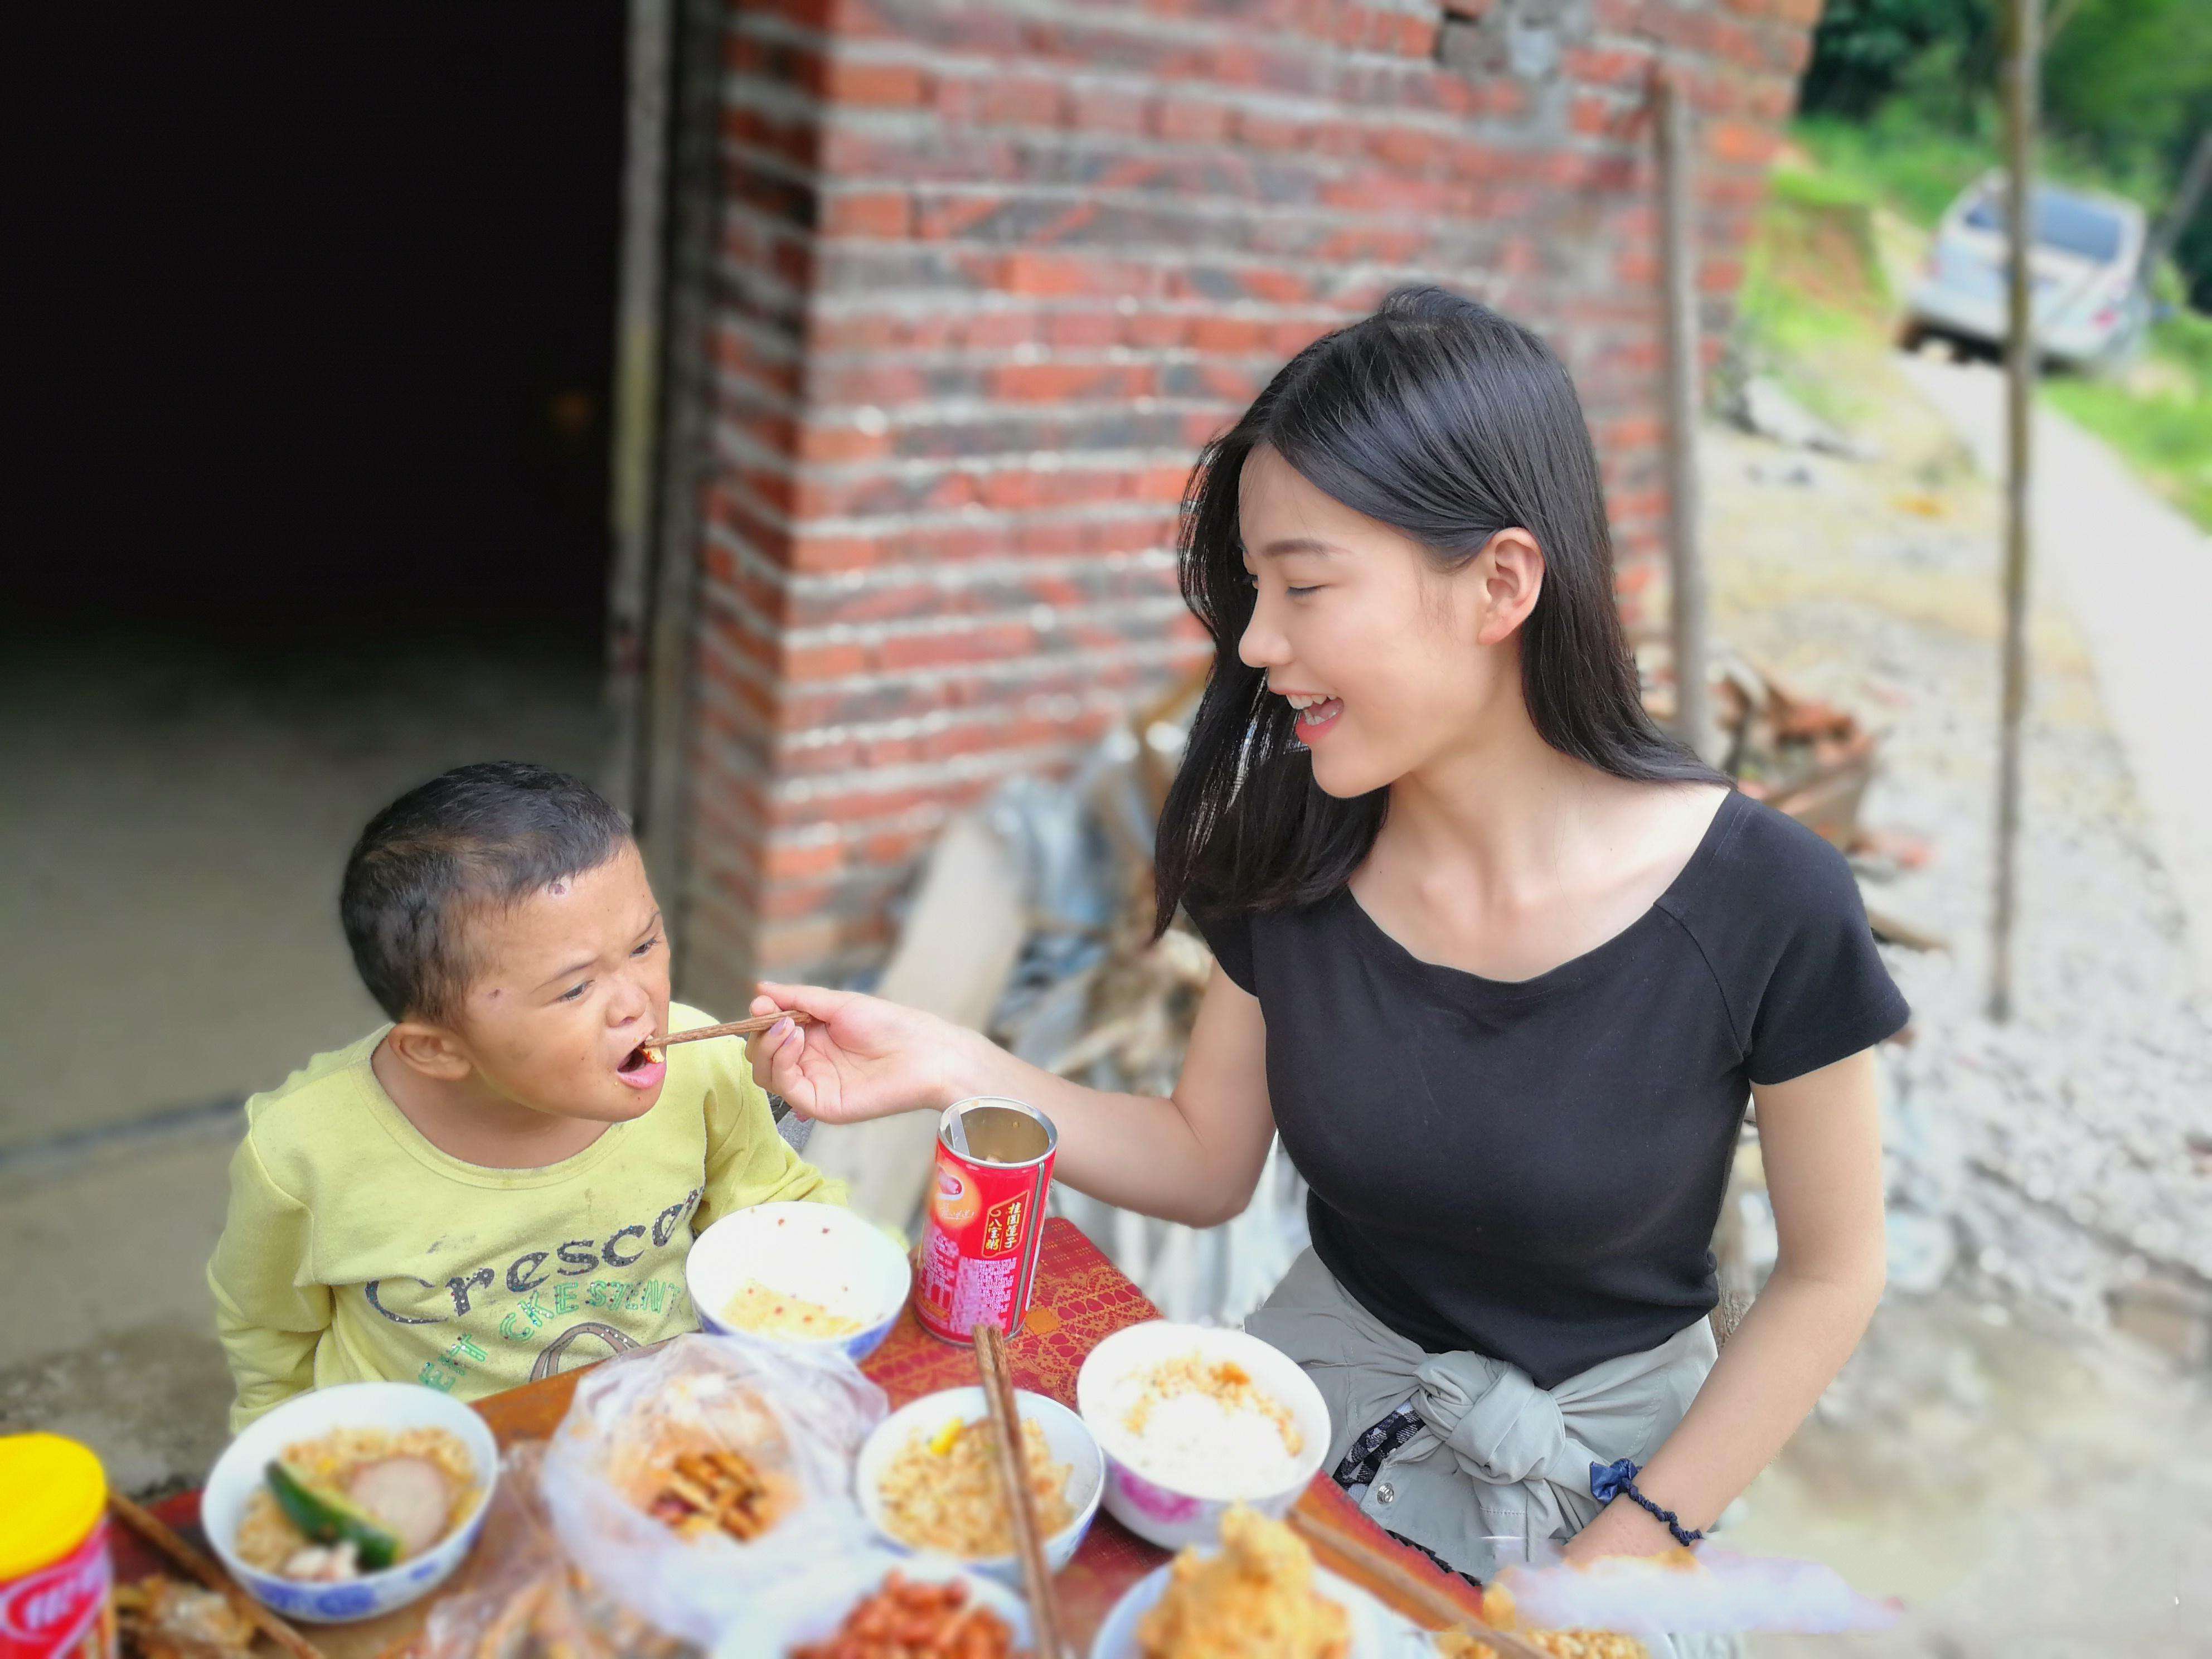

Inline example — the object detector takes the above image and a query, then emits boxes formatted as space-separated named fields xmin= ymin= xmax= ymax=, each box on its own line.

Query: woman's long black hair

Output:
xmin=1154 ymin=285 xmax=1725 ymax=937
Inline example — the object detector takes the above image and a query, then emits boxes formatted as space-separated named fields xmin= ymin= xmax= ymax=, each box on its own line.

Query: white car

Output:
xmin=1901 ymin=173 xmax=2151 ymax=371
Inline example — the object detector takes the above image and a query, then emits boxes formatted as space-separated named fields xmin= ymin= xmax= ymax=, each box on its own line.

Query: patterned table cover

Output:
xmin=120 ymin=1219 xmax=1482 ymax=1651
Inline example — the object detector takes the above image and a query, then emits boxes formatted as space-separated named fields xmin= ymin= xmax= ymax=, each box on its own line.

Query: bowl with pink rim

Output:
xmin=1075 ymin=1320 xmax=1330 ymax=1552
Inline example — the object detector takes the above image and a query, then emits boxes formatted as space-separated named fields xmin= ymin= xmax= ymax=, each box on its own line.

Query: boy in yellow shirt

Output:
xmin=208 ymin=761 xmax=842 ymax=1429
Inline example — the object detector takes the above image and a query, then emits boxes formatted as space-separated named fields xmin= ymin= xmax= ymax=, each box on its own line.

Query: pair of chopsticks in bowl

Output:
xmin=971 ymin=1322 xmax=1073 ymax=1659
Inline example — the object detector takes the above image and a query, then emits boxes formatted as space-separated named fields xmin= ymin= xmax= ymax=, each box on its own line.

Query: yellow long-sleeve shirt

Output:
xmin=207 ymin=1002 xmax=845 ymax=1430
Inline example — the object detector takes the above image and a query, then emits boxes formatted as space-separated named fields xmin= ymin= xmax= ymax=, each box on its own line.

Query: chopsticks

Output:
xmin=1286 ymin=1508 xmax=1555 ymax=1659
xmin=646 ymin=1010 xmax=816 ymax=1052
xmin=108 ymin=1491 xmax=327 ymax=1659
xmin=971 ymin=1322 xmax=1069 ymax=1659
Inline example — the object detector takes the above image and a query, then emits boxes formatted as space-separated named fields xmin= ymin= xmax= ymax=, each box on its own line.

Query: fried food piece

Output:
xmin=644 ymin=1447 xmax=786 ymax=1541
xmin=789 ymin=1571 xmax=1027 ymax=1659
xmin=1137 ymin=1505 xmax=1349 ymax=1659
xmin=1434 ymin=1627 xmax=1651 ymax=1658
xmin=1437 ymin=1575 xmax=1650 ymax=1659
xmin=115 ymin=1575 xmax=258 ymax=1659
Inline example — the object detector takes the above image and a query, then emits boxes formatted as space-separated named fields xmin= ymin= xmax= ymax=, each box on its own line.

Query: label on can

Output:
xmin=915 ymin=1097 xmax=1057 ymax=1342
xmin=0 ymin=1517 xmax=115 ymax=1659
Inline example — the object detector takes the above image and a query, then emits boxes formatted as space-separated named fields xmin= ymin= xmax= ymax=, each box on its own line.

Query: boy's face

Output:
xmin=437 ymin=841 xmax=674 ymax=1123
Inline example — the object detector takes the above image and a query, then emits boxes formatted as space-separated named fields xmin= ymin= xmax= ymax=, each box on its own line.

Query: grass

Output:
xmin=1791 ymin=110 xmax=1996 ymax=230
xmin=1732 ymin=160 xmax=1895 ymax=428
xmin=2044 ymin=312 xmax=2212 ymax=530
xmin=1773 ymin=112 xmax=2212 ymax=532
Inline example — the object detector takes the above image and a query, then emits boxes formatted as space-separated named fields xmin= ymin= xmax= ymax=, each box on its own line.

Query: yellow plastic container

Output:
xmin=0 ymin=1434 xmax=115 ymax=1659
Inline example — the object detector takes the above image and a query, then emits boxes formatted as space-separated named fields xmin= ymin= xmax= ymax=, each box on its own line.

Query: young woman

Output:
xmin=745 ymin=287 xmax=1904 ymax=1589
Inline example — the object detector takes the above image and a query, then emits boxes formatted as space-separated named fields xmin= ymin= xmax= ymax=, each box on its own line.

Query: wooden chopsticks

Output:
xmin=1287 ymin=1508 xmax=1555 ymax=1659
xmin=972 ymin=1322 xmax=1069 ymax=1659
xmin=108 ymin=1491 xmax=327 ymax=1659
xmin=646 ymin=1010 xmax=816 ymax=1052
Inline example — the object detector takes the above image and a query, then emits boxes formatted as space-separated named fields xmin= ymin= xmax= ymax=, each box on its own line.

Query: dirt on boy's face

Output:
xmin=445 ymin=841 xmax=675 ymax=1123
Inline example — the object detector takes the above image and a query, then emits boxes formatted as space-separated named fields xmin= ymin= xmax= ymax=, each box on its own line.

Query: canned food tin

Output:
xmin=915 ymin=1096 xmax=1058 ymax=1343
xmin=0 ymin=1434 xmax=117 ymax=1659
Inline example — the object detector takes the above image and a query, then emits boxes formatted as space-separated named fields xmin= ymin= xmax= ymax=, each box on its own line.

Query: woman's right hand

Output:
xmin=743 ymin=981 xmax=971 ymax=1125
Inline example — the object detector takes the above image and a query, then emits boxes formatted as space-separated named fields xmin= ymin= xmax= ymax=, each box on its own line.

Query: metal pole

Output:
xmin=1990 ymin=0 xmax=2038 ymax=1022
xmin=1656 ymin=67 xmax=1713 ymax=763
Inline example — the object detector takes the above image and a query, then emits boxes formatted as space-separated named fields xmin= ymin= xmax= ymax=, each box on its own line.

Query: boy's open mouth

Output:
xmin=616 ymin=1041 xmax=666 ymax=1088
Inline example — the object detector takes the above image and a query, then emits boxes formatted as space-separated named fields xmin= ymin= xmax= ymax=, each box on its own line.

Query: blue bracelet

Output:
xmin=1589 ymin=1459 xmax=1704 ymax=1548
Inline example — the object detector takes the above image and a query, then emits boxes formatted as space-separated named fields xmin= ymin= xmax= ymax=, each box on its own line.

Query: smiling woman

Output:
xmin=740 ymin=288 xmax=1905 ymax=1613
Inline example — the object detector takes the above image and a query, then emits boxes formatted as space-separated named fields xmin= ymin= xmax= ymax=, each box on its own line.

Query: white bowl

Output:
xmin=1076 ymin=1321 xmax=1331 ymax=1551
xmin=721 ymin=1559 xmax=1034 ymax=1659
xmin=1089 ymin=1558 xmax=1389 ymax=1659
xmin=687 ymin=1201 xmax=911 ymax=1362
xmin=202 ymin=1382 xmax=499 ymax=1624
xmin=856 ymin=1386 xmax=1104 ymax=1583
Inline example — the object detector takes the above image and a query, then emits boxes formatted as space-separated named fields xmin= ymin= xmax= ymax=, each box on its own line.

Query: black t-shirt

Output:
xmin=1193 ymin=790 xmax=1908 ymax=1390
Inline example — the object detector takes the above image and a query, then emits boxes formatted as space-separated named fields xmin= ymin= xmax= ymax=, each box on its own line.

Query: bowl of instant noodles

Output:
xmin=202 ymin=1381 xmax=498 ymax=1623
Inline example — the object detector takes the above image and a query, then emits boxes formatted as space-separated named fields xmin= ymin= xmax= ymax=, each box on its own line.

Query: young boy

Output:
xmin=208 ymin=761 xmax=843 ymax=1429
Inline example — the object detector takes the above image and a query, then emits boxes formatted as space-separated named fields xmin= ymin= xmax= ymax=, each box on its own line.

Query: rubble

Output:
xmin=1729 ymin=376 xmax=1884 ymax=463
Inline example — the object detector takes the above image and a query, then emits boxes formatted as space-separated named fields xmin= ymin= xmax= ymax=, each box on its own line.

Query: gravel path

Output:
xmin=1704 ymin=345 xmax=2212 ymax=1653
xmin=1704 ymin=359 xmax=2212 ymax=1332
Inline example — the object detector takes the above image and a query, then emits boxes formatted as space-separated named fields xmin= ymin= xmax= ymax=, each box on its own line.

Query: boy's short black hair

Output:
xmin=342 ymin=761 xmax=633 ymax=1023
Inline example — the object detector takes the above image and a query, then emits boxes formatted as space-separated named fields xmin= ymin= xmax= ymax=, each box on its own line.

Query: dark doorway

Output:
xmin=5 ymin=7 xmax=630 ymax=1154
xmin=18 ymin=6 xmax=627 ymax=634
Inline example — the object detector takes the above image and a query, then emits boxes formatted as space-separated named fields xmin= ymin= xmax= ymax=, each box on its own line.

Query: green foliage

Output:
xmin=1792 ymin=110 xmax=1995 ymax=227
xmin=1798 ymin=0 xmax=2212 ymax=303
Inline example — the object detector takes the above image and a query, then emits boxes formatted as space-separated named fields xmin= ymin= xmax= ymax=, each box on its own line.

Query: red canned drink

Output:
xmin=915 ymin=1097 xmax=1058 ymax=1342
xmin=0 ymin=1434 xmax=117 ymax=1659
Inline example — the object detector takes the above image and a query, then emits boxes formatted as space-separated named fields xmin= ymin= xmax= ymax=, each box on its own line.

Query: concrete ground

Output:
xmin=0 ymin=625 xmax=603 ymax=1488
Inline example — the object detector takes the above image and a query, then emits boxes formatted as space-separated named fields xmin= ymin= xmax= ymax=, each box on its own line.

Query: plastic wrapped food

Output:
xmin=416 ymin=1444 xmax=694 ymax=1659
xmin=536 ymin=1334 xmax=888 ymax=1647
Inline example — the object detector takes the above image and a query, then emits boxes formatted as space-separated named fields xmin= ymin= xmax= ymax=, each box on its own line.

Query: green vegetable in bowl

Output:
xmin=264 ymin=1459 xmax=401 ymax=1571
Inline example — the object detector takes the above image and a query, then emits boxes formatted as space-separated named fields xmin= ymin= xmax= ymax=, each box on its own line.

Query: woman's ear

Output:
xmin=386 ymin=1018 xmax=474 ymax=1081
xmin=1474 ymin=527 xmax=1545 ymax=646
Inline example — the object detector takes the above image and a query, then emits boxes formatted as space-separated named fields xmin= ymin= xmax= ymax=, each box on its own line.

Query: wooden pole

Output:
xmin=604 ymin=0 xmax=675 ymax=821
xmin=1990 ymin=0 xmax=2039 ymax=1022
xmin=2141 ymin=128 xmax=2212 ymax=290
xmin=1656 ymin=67 xmax=1713 ymax=763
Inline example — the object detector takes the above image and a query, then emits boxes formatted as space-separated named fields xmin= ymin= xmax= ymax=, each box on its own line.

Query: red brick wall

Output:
xmin=677 ymin=0 xmax=1821 ymax=1001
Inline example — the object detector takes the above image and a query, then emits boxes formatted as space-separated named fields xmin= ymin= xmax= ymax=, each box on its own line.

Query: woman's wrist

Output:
xmin=929 ymin=1018 xmax=1016 ymax=1112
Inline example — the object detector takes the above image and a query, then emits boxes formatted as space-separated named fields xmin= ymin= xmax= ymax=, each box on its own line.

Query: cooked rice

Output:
xmin=875 ymin=1416 xmax=1073 ymax=1558
xmin=1123 ymin=1354 xmax=1301 ymax=1456
xmin=232 ymin=1425 xmax=478 ymax=1574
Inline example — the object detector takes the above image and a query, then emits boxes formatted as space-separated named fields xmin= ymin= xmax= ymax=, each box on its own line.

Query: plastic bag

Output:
xmin=418 ymin=1444 xmax=698 ymax=1659
xmin=536 ymin=1333 xmax=889 ymax=1648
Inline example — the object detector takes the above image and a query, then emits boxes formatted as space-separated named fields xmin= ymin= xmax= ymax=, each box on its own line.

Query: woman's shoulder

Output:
xmin=1184 ymin=886 xmax=1347 ymax=996
xmin=1663 ymin=788 xmax=1870 ymax=941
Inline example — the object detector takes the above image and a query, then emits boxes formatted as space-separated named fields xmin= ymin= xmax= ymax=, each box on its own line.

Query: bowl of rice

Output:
xmin=855 ymin=1386 xmax=1104 ymax=1582
xmin=686 ymin=1202 xmax=910 ymax=1363
xmin=1076 ymin=1322 xmax=1330 ymax=1552
xmin=202 ymin=1382 xmax=498 ymax=1623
